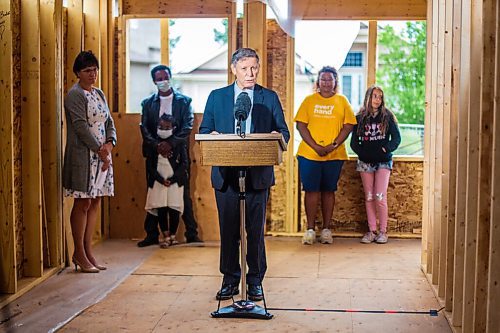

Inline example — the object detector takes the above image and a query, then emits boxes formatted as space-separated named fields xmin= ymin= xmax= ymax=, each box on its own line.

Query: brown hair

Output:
xmin=356 ymin=85 xmax=397 ymax=136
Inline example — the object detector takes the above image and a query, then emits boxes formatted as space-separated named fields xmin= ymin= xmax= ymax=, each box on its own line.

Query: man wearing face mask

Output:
xmin=138 ymin=64 xmax=201 ymax=247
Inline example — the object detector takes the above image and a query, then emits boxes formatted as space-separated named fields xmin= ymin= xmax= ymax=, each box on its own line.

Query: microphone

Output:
xmin=234 ymin=92 xmax=251 ymax=122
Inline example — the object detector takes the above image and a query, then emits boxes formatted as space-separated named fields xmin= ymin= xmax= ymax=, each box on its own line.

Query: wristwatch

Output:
xmin=106 ymin=137 xmax=116 ymax=147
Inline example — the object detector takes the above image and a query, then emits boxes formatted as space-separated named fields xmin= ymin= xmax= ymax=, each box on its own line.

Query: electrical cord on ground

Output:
xmin=266 ymin=306 xmax=445 ymax=317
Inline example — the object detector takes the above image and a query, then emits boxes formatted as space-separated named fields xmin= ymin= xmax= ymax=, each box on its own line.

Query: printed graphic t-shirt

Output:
xmin=295 ymin=92 xmax=356 ymax=161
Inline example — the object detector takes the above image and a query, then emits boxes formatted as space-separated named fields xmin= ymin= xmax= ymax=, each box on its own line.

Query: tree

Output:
xmin=213 ymin=19 xmax=228 ymax=45
xmin=376 ymin=22 xmax=426 ymax=124
xmin=169 ymin=19 xmax=181 ymax=51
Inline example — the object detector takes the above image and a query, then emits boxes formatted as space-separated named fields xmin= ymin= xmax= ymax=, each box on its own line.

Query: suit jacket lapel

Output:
xmin=251 ymin=85 xmax=264 ymax=133
xmin=223 ymin=84 xmax=235 ymax=134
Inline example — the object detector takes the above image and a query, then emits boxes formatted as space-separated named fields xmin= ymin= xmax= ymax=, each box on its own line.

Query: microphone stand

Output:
xmin=211 ymin=123 xmax=272 ymax=320
xmin=235 ymin=118 xmax=246 ymax=138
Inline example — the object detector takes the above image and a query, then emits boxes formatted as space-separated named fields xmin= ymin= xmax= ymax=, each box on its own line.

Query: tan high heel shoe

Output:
xmin=72 ymin=257 xmax=99 ymax=273
xmin=86 ymin=251 xmax=107 ymax=270
xmin=93 ymin=263 xmax=107 ymax=270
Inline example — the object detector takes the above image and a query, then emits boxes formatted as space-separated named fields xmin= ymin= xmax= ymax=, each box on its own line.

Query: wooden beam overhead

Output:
xmin=290 ymin=0 xmax=426 ymax=20
xmin=122 ymin=0 xmax=233 ymax=16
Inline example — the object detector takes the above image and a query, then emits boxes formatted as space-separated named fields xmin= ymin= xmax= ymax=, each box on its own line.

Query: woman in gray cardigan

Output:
xmin=63 ymin=51 xmax=117 ymax=273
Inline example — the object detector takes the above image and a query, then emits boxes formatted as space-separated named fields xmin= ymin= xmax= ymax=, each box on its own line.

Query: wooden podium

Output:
xmin=195 ymin=133 xmax=286 ymax=320
xmin=195 ymin=133 xmax=287 ymax=166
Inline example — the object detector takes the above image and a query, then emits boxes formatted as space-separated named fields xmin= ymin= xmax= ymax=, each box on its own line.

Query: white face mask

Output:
xmin=156 ymin=80 xmax=171 ymax=93
xmin=157 ymin=128 xmax=172 ymax=139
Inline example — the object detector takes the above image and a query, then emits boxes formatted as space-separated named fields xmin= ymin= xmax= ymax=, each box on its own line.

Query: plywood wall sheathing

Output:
xmin=267 ymin=20 xmax=288 ymax=232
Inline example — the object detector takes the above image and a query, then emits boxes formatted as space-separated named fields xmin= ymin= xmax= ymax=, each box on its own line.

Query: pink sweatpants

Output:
xmin=360 ymin=169 xmax=391 ymax=233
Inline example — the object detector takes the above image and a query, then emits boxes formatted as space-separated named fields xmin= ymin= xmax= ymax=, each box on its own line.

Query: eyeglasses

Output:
xmin=81 ymin=67 xmax=99 ymax=74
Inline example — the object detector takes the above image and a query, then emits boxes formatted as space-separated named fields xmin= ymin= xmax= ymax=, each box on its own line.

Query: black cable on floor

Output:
xmin=266 ymin=306 xmax=445 ymax=316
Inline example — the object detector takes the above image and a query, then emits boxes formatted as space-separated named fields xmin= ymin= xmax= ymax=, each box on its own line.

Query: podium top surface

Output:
xmin=195 ymin=133 xmax=287 ymax=151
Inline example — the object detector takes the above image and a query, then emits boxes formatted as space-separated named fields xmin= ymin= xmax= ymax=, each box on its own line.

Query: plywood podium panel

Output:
xmin=195 ymin=133 xmax=287 ymax=167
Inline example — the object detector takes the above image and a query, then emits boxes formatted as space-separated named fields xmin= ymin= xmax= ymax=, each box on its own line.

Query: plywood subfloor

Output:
xmin=0 ymin=240 xmax=156 ymax=333
xmin=58 ymin=238 xmax=451 ymax=333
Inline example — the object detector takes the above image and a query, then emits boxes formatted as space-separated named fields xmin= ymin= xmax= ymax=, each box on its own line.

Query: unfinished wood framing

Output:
xmin=437 ymin=0 xmax=452 ymax=299
xmin=284 ymin=31 xmax=297 ymax=233
xmin=65 ymin=0 xmax=83 ymax=91
xmin=486 ymin=5 xmax=500 ymax=330
xmin=2 ymin=2 xmax=500 ymax=331
xmin=444 ymin=0 xmax=460 ymax=311
xmin=21 ymin=0 xmax=43 ymax=278
xmin=420 ymin=0 xmax=433 ymax=268
xmin=366 ymin=21 xmax=377 ymax=87
xmin=473 ymin=0 xmax=496 ymax=331
xmin=290 ymin=0 xmax=426 ymax=20
xmin=0 ymin=0 xmax=113 ymax=304
xmin=83 ymin=0 xmax=101 ymax=88
xmin=243 ymin=1 xmax=267 ymax=87
xmin=227 ymin=1 xmax=237 ymax=84
xmin=160 ymin=19 xmax=169 ymax=66
xmin=40 ymin=0 xmax=64 ymax=269
xmin=0 ymin=0 xmax=18 ymax=294
xmin=424 ymin=0 xmax=500 ymax=331
xmin=122 ymin=0 xmax=233 ymax=16
xmin=451 ymin=0 xmax=469 ymax=325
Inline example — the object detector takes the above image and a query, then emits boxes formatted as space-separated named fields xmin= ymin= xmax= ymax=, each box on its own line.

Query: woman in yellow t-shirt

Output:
xmin=294 ymin=66 xmax=357 ymax=245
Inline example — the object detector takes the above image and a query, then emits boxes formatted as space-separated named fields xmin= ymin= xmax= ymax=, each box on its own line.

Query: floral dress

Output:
xmin=64 ymin=89 xmax=114 ymax=198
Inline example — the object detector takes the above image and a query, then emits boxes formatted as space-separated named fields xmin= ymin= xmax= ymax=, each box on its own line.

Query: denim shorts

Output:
xmin=356 ymin=160 xmax=393 ymax=173
xmin=297 ymin=156 xmax=344 ymax=192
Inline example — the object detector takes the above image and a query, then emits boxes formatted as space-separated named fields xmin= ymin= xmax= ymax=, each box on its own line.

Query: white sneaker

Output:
xmin=375 ymin=232 xmax=388 ymax=244
xmin=361 ymin=231 xmax=377 ymax=244
xmin=302 ymin=229 xmax=316 ymax=245
xmin=319 ymin=228 xmax=333 ymax=244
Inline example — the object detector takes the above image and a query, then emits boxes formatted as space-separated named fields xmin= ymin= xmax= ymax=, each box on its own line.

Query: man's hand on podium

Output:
xmin=210 ymin=131 xmax=220 ymax=135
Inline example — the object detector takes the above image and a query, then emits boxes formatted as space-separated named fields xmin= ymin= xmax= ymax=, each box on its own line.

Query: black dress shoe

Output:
xmin=248 ymin=284 xmax=263 ymax=301
xmin=137 ymin=237 xmax=159 ymax=247
xmin=186 ymin=236 xmax=203 ymax=243
xmin=216 ymin=284 xmax=239 ymax=300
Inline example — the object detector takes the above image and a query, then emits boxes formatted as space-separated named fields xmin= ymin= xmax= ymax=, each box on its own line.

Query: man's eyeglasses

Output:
xmin=81 ymin=67 xmax=99 ymax=74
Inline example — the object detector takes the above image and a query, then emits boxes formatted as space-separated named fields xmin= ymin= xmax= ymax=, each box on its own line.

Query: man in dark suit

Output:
xmin=199 ymin=48 xmax=290 ymax=301
xmin=138 ymin=65 xmax=202 ymax=247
